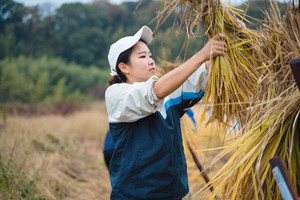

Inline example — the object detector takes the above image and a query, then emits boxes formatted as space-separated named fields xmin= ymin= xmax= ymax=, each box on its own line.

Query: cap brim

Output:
xmin=135 ymin=25 xmax=153 ymax=45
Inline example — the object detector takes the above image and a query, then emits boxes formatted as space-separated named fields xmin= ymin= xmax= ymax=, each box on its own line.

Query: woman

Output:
xmin=105 ymin=24 xmax=243 ymax=199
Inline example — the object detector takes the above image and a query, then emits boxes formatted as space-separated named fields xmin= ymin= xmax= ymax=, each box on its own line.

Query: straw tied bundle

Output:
xmin=156 ymin=0 xmax=300 ymax=199
xmin=156 ymin=0 xmax=265 ymax=126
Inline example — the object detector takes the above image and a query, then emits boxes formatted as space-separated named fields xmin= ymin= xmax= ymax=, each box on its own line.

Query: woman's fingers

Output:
xmin=214 ymin=48 xmax=226 ymax=56
xmin=237 ymin=19 xmax=246 ymax=31
xmin=210 ymin=39 xmax=227 ymax=57
xmin=213 ymin=33 xmax=226 ymax=40
xmin=216 ymin=41 xmax=227 ymax=49
xmin=202 ymin=33 xmax=228 ymax=60
xmin=213 ymin=42 xmax=227 ymax=50
xmin=213 ymin=39 xmax=227 ymax=49
xmin=212 ymin=34 xmax=227 ymax=48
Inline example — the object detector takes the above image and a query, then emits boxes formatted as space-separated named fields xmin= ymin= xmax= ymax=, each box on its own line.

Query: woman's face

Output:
xmin=124 ymin=41 xmax=156 ymax=83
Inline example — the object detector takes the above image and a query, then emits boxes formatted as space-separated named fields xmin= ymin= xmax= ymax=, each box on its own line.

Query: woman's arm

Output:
xmin=153 ymin=33 xmax=228 ymax=99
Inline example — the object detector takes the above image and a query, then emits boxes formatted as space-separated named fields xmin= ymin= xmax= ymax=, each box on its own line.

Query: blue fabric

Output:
xmin=103 ymin=130 xmax=115 ymax=168
xmin=186 ymin=109 xmax=196 ymax=126
xmin=103 ymin=130 xmax=114 ymax=152
xmin=165 ymin=90 xmax=204 ymax=112
xmin=108 ymin=90 xmax=205 ymax=200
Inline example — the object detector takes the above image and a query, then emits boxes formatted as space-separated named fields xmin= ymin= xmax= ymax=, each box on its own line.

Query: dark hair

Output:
xmin=108 ymin=39 xmax=147 ymax=85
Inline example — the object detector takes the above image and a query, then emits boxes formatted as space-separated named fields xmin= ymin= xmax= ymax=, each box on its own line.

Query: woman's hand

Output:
xmin=154 ymin=34 xmax=227 ymax=98
xmin=201 ymin=33 xmax=228 ymax=62
xmin=203 ymin=20 xmax=246 ymax=70
xmin=237 ymin=19 xmax=246 ymax=31
xmin=153 ymin=20 xmax=247 ymax=99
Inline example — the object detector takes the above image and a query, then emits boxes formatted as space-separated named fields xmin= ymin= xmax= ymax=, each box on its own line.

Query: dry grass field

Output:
xmin=0 ymin=102 xmax=227 ymax=200
xmin=0 ymin=102 xmax=110 ymax=200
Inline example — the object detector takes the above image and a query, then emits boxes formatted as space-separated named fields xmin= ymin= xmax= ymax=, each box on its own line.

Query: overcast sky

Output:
xmin=14 ymin=0 xmax=290 ymax=11
xmin=14 ymin=0 xmax=137 ymax=7
xmin=14 ymin=0 xmax=263 ymax=8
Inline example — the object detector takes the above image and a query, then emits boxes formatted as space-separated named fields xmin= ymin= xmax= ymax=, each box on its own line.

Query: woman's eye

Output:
xmin=140 ymin=55 xmax=146 ymax=58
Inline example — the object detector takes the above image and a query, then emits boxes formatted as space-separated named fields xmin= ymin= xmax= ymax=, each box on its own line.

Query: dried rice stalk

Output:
xmin=155 ymin=0 xmax=300 ymax=199
xmin=156 ymin=0 xmax=266 ymax=126
xmin=200 ymin=71 xmax=300 ymax=200
xmin=195 ymin=2 xmax=300 ymax=199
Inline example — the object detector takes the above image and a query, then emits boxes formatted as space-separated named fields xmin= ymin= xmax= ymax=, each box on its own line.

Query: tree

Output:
xmin=0 ymin=0 xmax=26 ymax=32
xmin=53 ymin=3 xmax=110 ymax=67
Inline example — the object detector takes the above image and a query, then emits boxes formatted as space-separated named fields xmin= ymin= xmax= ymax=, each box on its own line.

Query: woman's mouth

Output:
xmin=149 ymin=68 xmax=156 ymax=73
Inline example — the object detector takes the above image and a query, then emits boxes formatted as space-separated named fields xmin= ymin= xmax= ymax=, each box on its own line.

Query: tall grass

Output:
xmin=0 ymin=102 xmax=111 ymax=200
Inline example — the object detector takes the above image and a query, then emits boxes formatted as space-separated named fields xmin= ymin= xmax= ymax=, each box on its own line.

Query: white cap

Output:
xmin=108 ymin=25 xmax=153 ymax=76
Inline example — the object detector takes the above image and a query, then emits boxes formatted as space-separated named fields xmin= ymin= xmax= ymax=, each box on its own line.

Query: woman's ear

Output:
xmin=118 ymin=62 xmax=129 ymax=75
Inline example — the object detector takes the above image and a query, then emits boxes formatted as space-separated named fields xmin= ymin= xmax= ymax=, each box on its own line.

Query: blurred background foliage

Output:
xmin=0 ymin=0 xmax=285 ymax=103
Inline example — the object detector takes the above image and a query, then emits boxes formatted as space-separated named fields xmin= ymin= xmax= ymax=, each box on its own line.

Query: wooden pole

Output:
xmin=186 ymin=140 xmax=214 ymax=192
xmin=269 ymin=156 xmax=299 ymax=200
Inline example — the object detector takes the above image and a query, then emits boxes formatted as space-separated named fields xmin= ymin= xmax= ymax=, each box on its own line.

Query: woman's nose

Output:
xmin=148 ymin=57 xmax=155 ymax=65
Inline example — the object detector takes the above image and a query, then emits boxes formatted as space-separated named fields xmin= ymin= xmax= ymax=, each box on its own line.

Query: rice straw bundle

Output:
xmin=200 ymin=69 xmax=300 ymax=199
xmin=201 ymin=1 xmax=264 ymax=126
xmin=156 ymin=0 xmax=265 ymax=126
xmin=155 ymin=0 xmax=300 ymax=199
xmin=200 ymin=3 xmax=300 ymax=199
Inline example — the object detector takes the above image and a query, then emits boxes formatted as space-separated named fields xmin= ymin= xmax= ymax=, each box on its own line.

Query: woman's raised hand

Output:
xmin=201 ymin=33 xmax=228 ymax=61
xmin=237 ymin=19 xmax=246 ymax=31
xmin=202 ymin=19 xmax=246 ymax=69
